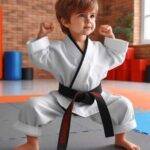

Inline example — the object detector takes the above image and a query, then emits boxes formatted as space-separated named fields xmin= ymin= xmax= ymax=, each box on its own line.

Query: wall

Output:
xmin=133 ymin=0 xmax=150 ymax=59
xmin=0 ymin=0 xmax=63 ymax=79
xmin=98 ymin=0 xmax=150 ymax=59
xmin=98 ymin=0 xmax=133 ymax=26
xmin=133 ymin=44 xmax=150 ymax=59
xmin=0 ymin=5 xmax=2 ymax=79
xmin=133 ymin=0 xmax=141 ymax=44
xmin=0 ymin=0 xmax=150 ymax=79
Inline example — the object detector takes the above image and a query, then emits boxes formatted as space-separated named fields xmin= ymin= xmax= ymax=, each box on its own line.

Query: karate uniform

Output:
xmin=14 ymin=35 xmax=137 ymax=137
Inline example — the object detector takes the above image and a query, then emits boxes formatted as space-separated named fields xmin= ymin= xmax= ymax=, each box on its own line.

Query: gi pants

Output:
xmin=14 ymin=91 xmax=137 ymax=137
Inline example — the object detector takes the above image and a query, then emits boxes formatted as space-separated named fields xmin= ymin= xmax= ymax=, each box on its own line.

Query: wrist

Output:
xmin=111 ymin=34 xmax=115 ymax=39
xmin=108 ymin=34 xmax=115 ymax=39
xmin=37 ymin=32 xmax=45 ymax=40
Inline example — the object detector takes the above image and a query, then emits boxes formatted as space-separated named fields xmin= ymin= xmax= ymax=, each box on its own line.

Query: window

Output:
xmin=141 ymin=0 xmax=150 ymax=43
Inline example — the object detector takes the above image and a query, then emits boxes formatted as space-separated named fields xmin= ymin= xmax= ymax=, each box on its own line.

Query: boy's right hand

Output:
xmin=37 ymin=22 xmax=54 ymax=39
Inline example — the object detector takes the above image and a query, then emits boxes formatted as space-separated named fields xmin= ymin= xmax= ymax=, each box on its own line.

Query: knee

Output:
xmin=26 ymin=97 xmax=41 ymax=110
xmin=117 ymin=96 xmax=136 ymax=124
xmin=118 ymin=96 xmax=134 ymax=114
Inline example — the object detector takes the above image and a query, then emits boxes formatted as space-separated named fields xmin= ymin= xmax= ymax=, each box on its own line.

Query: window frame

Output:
xmin=141 ymin=0 xmax=150 ymax=44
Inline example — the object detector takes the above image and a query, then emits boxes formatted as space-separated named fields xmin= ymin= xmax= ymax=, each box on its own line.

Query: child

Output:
xmin=14 ymin=0 xmax=140 ymax=150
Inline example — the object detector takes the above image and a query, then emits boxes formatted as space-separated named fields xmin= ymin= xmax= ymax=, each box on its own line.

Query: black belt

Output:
xmin=57 ymin=83 xmax=114 ymax=150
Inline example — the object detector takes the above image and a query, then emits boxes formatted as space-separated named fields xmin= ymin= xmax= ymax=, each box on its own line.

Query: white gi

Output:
xmin=15 ymin=35 xmax=137 ymax=137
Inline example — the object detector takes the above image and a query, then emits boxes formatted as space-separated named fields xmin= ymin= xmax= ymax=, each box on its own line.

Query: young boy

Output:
xmin=14 ymin=0 xmax=140 ymax=150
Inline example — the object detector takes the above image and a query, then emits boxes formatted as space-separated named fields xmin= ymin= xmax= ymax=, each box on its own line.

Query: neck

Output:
xmin=76 ymin=35 xmax=87 ymax=43
xmin=70 ymin=32 xmax=87 ymax=42
xmin=69 ymin=33 xmax=87 ymax=52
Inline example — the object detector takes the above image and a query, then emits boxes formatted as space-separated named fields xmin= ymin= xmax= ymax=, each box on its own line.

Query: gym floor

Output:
xmin=0 ymin=79 xmax=150 ymax=150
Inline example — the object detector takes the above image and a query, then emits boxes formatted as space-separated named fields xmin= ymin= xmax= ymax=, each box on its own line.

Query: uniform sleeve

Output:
xmin=104 ymin=37 xmax=129 ymax=70
xmin=26 ymin=36 xmax=54 ymax=73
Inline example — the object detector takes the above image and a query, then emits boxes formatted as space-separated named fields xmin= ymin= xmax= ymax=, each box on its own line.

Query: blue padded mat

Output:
xmin=135 ymin=112 xmax=150 ymax=135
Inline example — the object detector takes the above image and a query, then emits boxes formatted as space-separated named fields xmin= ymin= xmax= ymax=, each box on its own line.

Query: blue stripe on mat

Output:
xmin=134 ymin=112 xmax=150 ymax=135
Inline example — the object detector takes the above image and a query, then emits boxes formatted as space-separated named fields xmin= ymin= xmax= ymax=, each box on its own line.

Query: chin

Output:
xmin=83 ymin=32 xmax=93 ymax=36
xmin=86 ymin=33 xmax=91 ymax=36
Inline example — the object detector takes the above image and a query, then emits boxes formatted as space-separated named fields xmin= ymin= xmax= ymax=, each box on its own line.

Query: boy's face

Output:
xmin=62 ymin=8 xmax=98 ymax=36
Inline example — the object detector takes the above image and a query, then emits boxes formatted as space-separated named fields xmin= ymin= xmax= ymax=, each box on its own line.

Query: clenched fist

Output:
xmin=37 ymin=22 xmax=54 ymax=39
xmin=99 ymin=25 xmax=115 ymax=39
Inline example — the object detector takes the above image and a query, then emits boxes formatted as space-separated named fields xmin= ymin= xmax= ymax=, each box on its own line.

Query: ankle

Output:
xmin=27 ymin=135 xmax=39 ymax=145
xmin=115 ymin=133 xmax=126 ymax=143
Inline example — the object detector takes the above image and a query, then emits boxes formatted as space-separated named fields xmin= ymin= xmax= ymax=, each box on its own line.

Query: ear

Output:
xmin=60 ymin=18 xmax=70 ymax=28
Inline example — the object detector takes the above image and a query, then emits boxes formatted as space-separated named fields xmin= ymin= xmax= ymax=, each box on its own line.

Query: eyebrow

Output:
xmin=77 ymin=11 xmax=97 ymax=15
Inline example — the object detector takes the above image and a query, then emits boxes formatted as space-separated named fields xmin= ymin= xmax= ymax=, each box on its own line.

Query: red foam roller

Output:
xmin=106 ymin=69 xmax=116 ymax=80
xmin=116 ymin=69 xmax=130 ymax=81
xmin=126 ymin=47 xmax=135 ymax=60
xmin=131 ymin=59 xmax=149 ymax=71
xmin=131 ymin=70 xmax=145 ymax=82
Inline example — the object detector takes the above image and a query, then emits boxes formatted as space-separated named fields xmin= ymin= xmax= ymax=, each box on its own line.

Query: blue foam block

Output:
xmin=4 ymin=51 xmax=22 ymax=80
xmin=135 ymin=112 xmax=150 ymax=135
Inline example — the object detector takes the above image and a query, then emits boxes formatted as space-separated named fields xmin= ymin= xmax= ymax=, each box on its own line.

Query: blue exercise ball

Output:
xmin=4 ymin=51 xmax=22 ymax=80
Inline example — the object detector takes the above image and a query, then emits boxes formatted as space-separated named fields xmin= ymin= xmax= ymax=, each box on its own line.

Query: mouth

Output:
xmin=84 ymin=26 xmax=92 ymax=29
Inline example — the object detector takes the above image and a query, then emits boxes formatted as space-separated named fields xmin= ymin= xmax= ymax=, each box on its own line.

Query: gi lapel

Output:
xmin=70 ymin=37 xmax=94 ymax=90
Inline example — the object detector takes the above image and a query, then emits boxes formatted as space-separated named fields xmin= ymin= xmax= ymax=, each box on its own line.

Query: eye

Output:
xmin=90 ymin=14 xmax=96 ymax=18
xmin=79 ymin=13 xmax=85 ymax=17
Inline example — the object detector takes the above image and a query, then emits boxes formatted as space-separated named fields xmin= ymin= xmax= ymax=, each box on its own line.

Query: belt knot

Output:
xmin=76 ymin=92 xmax=94 ymax=105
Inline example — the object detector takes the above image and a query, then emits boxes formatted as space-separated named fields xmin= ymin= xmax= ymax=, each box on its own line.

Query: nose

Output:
xmin=85 ymin=16 xmax=91 ymax=23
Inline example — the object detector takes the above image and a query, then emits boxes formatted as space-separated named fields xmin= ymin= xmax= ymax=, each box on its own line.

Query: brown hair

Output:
xmin=55 ymin=0 xmax=98 ymax=34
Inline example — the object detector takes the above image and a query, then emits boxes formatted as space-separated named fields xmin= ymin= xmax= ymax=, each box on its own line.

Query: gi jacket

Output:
xmin=27 ymin=35 xmax=129 ymax=117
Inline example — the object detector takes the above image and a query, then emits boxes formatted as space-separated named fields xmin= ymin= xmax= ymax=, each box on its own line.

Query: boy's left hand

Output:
xmin=99 ymin=25 xmax=115 ymax=39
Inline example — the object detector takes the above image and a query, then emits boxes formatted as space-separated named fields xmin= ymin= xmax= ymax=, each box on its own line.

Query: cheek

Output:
xmin=92 ymin=22 xmax=96 ymax=28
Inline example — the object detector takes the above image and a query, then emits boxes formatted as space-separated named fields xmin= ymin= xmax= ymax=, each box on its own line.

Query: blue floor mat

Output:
xmin=134 ymin=112 xmax=150 ymax=135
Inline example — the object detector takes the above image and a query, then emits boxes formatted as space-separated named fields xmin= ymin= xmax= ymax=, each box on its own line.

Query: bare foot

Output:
xmin=115 ymin=139 xmax=140 ymax=150
xmin=13 ymin=143 xmax=39 ymax=150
